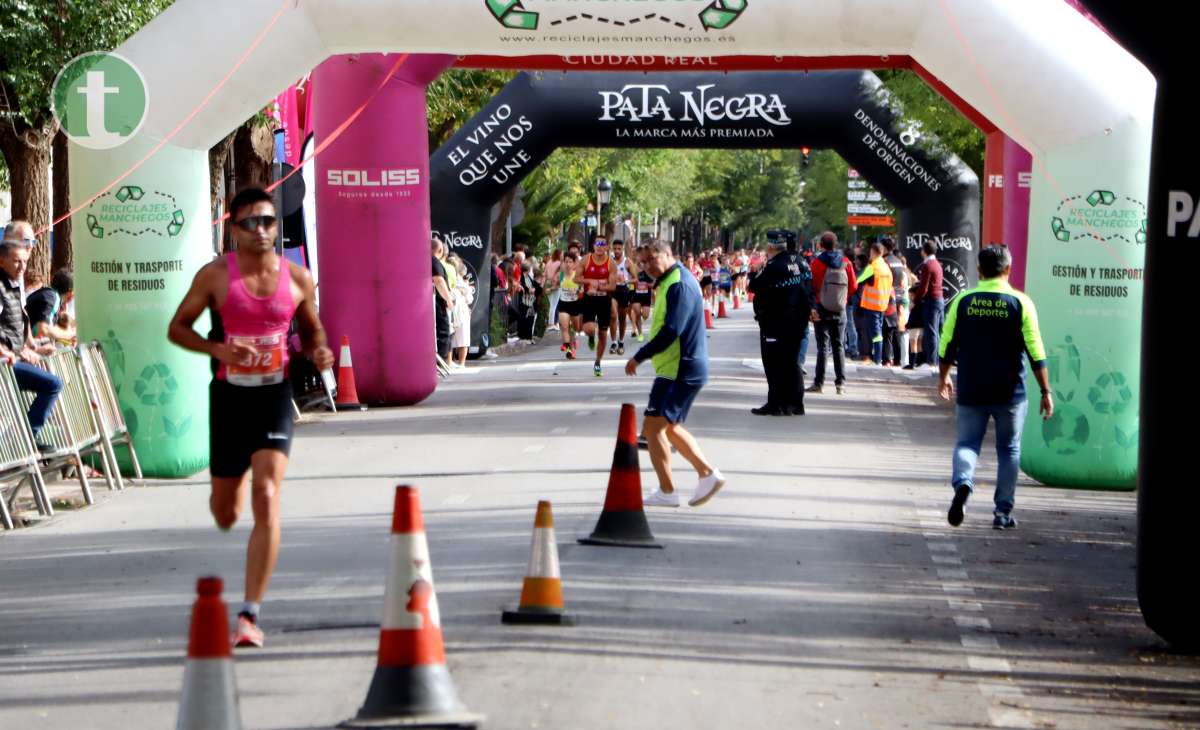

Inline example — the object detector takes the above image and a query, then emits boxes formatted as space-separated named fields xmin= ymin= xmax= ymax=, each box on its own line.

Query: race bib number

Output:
xmin=636 ymin=280 xmax=650 ymax=292
xmin=226 ymin=334 xmax=285 ymax=386
xmin=560 ymin=288 xmax=579 ymax=302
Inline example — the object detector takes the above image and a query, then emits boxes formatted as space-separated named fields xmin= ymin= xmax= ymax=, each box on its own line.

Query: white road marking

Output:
xmin=927 ymin=542 xmax=957 ymax=552
xmin=947 ymin=599 xmax=984 ymax=612
xmin=953 ymin=615 xmax=992 ymax=631
xmin=442 ymin=494 xmax=470 ymax=506
xmin=960 ymin=635 xmax=1000 ymax=651
xmin=941 ymin=583 xmax=976 ymax=596
xmin=550 ymin=427 xmax=570 ymax=435
xmin=986 ymin=707 xmax=1036 ymax=729
xmin=968 ymin=656 xmax=1013 ymax=673
xmin=523 ymin=444 xmax=545 ymax=454
xmin=937 ymin=568 xmax=969 ymax=580
xmin=931 ymin=555 xmax=963 ymax=565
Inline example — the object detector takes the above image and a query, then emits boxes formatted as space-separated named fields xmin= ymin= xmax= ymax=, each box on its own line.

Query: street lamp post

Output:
xmin=596 ymin=177 xmax=613 ymax=243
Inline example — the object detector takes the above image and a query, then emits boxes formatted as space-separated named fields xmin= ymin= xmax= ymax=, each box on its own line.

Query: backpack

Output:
xmin=819 ymin=256 xmax=849 ymax=313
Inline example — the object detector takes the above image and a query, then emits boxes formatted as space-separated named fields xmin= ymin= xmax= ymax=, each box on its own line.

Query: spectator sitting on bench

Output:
xmin=0 ymin=221 xmax=62 ymax=451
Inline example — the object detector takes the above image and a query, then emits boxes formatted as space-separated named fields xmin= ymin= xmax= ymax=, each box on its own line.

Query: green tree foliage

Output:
xmin=876 ymin=69 xmax=986 ymax=181
xmin=0 ymin=0 xmax=173 ymax=274
xmin=427 ymin=69 xmax=516 ymax=150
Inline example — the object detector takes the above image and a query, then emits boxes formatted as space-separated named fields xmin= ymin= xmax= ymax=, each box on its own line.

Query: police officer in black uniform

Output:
xmin=748 ymin=237 xmax=815 ymax=415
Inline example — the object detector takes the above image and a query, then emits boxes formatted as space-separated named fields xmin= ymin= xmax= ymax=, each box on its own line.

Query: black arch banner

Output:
xmin=431 ymin=70 xmax=980 ymax=350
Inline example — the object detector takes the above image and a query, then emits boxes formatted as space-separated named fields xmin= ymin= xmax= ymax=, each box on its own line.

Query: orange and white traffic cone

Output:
xmin=335 ymin=335 xmax=367 ymax=411
xmin=578 ymin=404 xmax=662 ymax=549
xmin=176 ymin=577 xmax=242 ymax=730
xmin=733 ymin=293 xmax=741 ymax=310
xmin=704 ymin=307 xmax=715 ymax=330
xmin=717 ymin=298 xmax=728 ymax=319
xmin=502 ymin=501 xmax=575 ymax=625
xmin=342 ymin=486 xmax=482 ymax=729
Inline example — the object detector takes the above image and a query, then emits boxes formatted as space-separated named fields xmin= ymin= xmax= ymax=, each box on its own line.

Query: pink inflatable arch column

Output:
xmin=313 ymin=54 xmax=454 ymax=405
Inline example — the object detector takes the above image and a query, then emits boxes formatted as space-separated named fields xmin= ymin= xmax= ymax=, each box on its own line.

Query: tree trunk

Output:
xmin=209 ymin=131 xmax=236 ymax=211
xmin=490 ymin=187 xmax=518 ymax=254
xmin=51 ymin=130 xmax=72 ymax=273
xmin=0 ymin=127 xmax=54 ymax=279
xmin=233 ymin=121 xmax=274 ymax=191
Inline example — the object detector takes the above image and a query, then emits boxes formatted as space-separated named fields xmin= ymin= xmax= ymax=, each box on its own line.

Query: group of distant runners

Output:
xmin=555 ymin=238 xmax=655 ymax=377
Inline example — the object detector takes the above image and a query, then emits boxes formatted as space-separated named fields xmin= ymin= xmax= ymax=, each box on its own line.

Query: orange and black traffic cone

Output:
xmin=335 ymin=335 xmax=367 ymax=411
xmin=342 ymin=486 xmax=482 ymax=729
xmin=176 ymin=577 xmax=242 ymax=730
xmin=578 ymin=404 xmax=662 ymax=549
xmin=717 ymin=298 xmax=728 ymax=319
xmin=503 ymin=501 xmax=575 ymax=625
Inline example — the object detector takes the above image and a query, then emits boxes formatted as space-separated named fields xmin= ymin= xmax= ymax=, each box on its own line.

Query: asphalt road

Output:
xmin=1 ymin=307 xmax=1196 ymax=729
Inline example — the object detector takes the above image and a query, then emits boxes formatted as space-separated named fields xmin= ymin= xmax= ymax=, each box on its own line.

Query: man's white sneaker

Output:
xmin=689 ymin=469 xmax=726 ymax=507
xmin=643 ymin=489 xmax=680 ymax=508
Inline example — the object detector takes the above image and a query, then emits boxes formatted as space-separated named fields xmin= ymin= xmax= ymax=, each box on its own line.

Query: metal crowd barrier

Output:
xmin=78 ymin=342 xmax=144 ymax=488
xmin=0 ymin=364 xmax=53 ymax=529
xmin=1 ymin=343 xmax=144 ymax=529
xmin=22 ymin=349 xmax=126 ymax=508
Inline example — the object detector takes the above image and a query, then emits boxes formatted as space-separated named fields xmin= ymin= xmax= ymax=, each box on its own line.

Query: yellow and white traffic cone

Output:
xmin=176 ymin=577 xmax=242 ymax=730
xmin=502 ymin=501 xmax=575 ymax=625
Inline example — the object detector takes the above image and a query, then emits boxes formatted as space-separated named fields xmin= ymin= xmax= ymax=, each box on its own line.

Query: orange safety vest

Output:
xmin=860 ymin=257 xmax=893 ymax=313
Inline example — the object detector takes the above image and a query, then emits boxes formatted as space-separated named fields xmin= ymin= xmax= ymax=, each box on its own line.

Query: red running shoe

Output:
xmin=231 ymin=614 xmax=264 ymax=648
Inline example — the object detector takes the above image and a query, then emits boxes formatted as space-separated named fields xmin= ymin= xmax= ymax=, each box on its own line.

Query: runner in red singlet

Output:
xmin=580 ymin=238 xmax=617 ymax=377
xmin=168 ymin=187 xmax=333 ymax=649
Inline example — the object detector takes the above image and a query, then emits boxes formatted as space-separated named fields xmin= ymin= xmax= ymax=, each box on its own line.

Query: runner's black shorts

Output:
xmin=556 ymin=298 xmax=583 ymax=319
xmin=614 ymin=287 xmax=634 ymax=307
xmin=582 ymin=294 xmax=613 ymax=328
xmin=633 ymin=292 xmax=652 ymax=307
xmin=700 ymin=276 xmax=713 ymax=289
xmin=210 ymin=378 xmax=294 ymax=478
xmin=645 ymin=376 xmax=703 ymax=424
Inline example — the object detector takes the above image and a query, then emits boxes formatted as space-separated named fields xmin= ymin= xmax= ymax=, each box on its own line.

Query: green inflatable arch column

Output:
xmin=1020 ymin=118 xmax=1153 ymax=490
xmin=70 ymin=138 xmax=212 ymax=477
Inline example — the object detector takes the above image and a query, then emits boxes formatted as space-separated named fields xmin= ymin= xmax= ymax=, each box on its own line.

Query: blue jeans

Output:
xmin=798 ymin=322 xmax=811 ymax=371
xmin=866 ymin=311 xmax=884 ymax=364
xmin=952 ymin=400 xmax=1029 ymax=516
xmin=922 ymin=299 xmax=945 ymax=366
xmin=844 ymin=303 xmax=859 ymax=358
xmin=12 ymin=362 xmax=63 ymax=437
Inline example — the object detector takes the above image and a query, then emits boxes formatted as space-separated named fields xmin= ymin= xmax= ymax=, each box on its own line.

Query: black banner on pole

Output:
xmin=431 ymin=70 xmax=980 ymax=353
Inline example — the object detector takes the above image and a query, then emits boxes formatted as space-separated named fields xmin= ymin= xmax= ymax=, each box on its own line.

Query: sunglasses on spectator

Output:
xmin=594 ymin=240 xmax=608 ymax=247
xmin=234 ymin=215 xmax=278 ymax=232
xmin=13 ymin=237 xmax=37 ymax=247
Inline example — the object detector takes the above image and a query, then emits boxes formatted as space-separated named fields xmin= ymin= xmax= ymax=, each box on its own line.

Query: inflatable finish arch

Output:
xmin=431 ymin=70 xmax=980 ymax=351
xmin=75 ymin=2 xmax=1152 ymax=495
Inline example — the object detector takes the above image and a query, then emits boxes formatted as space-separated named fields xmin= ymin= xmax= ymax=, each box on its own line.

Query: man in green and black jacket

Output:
xmin=939 ymin=245 xmax=1054 ymax=530
xmin=626 ymin=240 xmax=725 ymax=509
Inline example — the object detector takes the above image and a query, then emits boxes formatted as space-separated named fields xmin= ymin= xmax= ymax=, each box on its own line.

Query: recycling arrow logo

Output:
xmin=486 ymin=0 xmax=539 ymax=30
xmin=700 ymin=0 xmax=748 ymax=30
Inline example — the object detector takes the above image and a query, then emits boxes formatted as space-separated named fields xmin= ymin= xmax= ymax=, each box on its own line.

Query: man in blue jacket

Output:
xmin=940 ymin=245 xmax=1054 ymax=530
xmin=626 ymin=240 xmax=725 ymax=509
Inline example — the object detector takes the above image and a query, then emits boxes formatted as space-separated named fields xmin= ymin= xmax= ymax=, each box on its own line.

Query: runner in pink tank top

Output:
xmin=168 ymin=187 xmax=333 ymax=649
xmin=217 ymin=251 xmax=296 ymax=385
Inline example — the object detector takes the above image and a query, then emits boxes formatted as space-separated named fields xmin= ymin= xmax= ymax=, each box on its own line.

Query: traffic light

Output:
xmin=801 ymin=147 xmax=811 ymax=167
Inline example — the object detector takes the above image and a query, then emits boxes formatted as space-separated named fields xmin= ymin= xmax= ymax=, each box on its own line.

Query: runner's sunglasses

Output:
xmin=234 ymin=215 xmax=278 ymax=232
